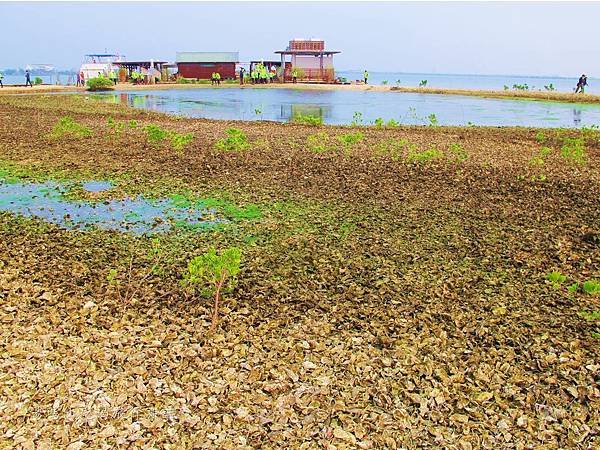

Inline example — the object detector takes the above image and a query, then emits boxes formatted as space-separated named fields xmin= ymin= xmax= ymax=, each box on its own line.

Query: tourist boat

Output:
xmin=79 ymin=54 xmax=124 ymax=80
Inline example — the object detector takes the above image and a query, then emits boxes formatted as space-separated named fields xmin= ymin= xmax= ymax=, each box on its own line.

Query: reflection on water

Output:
xmin=573 ymin=109 xmax=582 ymax=125
xmin=90 ymin=88 xmax=600 ymax=128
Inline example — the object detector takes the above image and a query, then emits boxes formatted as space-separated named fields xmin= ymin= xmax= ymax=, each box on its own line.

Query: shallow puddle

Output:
xmin=0 ymin=179 xmax=223 ymax=234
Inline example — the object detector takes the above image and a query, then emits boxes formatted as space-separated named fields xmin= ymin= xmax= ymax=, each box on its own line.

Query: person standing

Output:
xmin=363 ymin=70 xmax=369 ymax=85
xmin=0 ymin=70 xmax=4 ymax=88
xmin=215 ymin=72 xmax=221 ymax=86
xmin=291 ymin=68 xmax=298 ymax=84
xmin=575 ymin=74 xmax=588 ymax=94
xmin=25 ymin=70 xmax=32 ymax=87
xmin=109 ymin=69 xmax=117 ymax=85
xmin=239 ymin=67 xmax=245 ymax=85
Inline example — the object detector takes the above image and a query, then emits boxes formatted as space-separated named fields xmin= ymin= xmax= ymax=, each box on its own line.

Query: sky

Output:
xmin=1 ymin=1 xmax=599 ymax=77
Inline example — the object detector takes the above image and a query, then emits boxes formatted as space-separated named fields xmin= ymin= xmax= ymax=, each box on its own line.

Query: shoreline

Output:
xmin=1 ymin=81 xmax=600 ymax=105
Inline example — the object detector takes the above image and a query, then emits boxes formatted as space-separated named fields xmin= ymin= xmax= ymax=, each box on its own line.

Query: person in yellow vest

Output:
xmin=109 ymin=69 xmax=117 ymax=85
xmin=215 ymin=72 xmax=221 ymax=86
xmin=364 ymin=70 xmax=369 ymax=85
xmin=211 ymin=72 xmax=215 ymax=85
xmin=0 ymin=71 xmax=3 ymax=88
xmin=291 ymin=68 xmax=298 ymax=84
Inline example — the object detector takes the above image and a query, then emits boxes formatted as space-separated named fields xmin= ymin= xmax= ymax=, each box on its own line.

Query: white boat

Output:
xmin=79 ymin=54 xmax=124 ymax=80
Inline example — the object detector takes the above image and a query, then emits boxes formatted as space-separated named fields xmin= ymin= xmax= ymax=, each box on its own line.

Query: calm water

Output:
xmin=94 ymin=88 xmax=600 ymax=128
xmin=0 ymin=179 xmax=222 ymax=234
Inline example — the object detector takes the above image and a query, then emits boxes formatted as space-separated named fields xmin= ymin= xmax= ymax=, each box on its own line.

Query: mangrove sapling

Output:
xmin=49 ymin=117 xmax=92 ymax=139
xmin=215 ymin=128 xmax=251 ymax=152
xmin=373 ymin=118 xmax=384 ymax=128
xmin=579 ymin=310 xmax=600 ymax=321
xmin=396 ymin=80 xmax=401 ymax=86
xmin=535 ymin=131 xmax=547 ymax=144
xmin=407 ymin=146 xmax=443 ymax=163
xmin=144 ymin=124 xmax=170 ymax=146
xmin=351 ymin=112 xmax=364 ymax=126
xmin=419 ymin=80 xmax=428 ymax=88
xmin=583 ymin=279 xmax=600 ymax=295
xmin=547 ymin=271 xmax=567 ymax=289
xmin=181 ymin=247 xmax=241 ymax=332
xmin=170 ymin=132 xmax=194 ymax=154
xmin=386 ymin=119 xmax=400 ymax=127
xmin=544 ymin=83 xmax=555 ymax=91
xmin=560 ymin=137 xmax=587 ymax=165
xmin=292 ymin=114 xmax=323 ymax=126
xmin=382 ymin=80 xmax=388 ymax=86
xmin=337 ymin=131 xmax=365 ymax=154
xmin=448 ymin=143 xmax=468 ymax=163
xmin=306 ymin=132 xmax=332 ymax=153
xmin=428 ymin=113 xmax=438 ymax=127
xmin=374 ymin=138 xmax=409 ymax=161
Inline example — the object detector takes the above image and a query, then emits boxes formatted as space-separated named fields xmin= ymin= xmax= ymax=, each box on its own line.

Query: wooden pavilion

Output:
xmin=275 ymin=39 xmax=340 ymax=83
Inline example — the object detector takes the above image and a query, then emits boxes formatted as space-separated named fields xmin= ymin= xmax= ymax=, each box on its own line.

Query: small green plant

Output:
xmin=144 ymin=124 xmax=170 ymax=146
xmin=382 ymin=80 xmax=388 ymax=86
xmin=579 ymin=310 xmax=600 ymax=321
xmin=171 ymin=132 xmax=194 ymax=154
xmin=560 ymin=137 xmax=587 ymax=165
xmin=33 ymin=76 xmax=43 ymax=85
xmin=512 ymin=83 xmax=529 ymax=91
xmin=568 ymin=282 xmax=580 ymax=293
xmin=386 ymin=119 xmax=400 ymax=127
xmin=428 ymin=113 xmax=438 ymax=127
xmin=107 ymin=116 xmax=125 ymax=135
xmin=351 ymin=111 xmax=363 ymax=126
xmin=374 ymin=138 xmax=409 ymax=161
xmin=292 ymin=114 xmax=323 ymax=126
xmin=337 ymin=131 xmax=364 ymax=154
xmin=373 ymin=117 xmax=384 ymax=127
xmin=181 ymin=247 xmax=241 ymax=332
xmin=306 ymin=132 xmax=332 ymax=153
xmin=407 ymin=146 xmax=443 ymax=163
xmin=49 ymin=116 xmax=92 ymax=139
xmin=503 ymin=85 xmax=509 ymax=91
xmin=535 ymin=132 xmax=547 ymax=144
xmin=395 ymin=79 xmax=401 ymax=86
xmin=448 ymin=143 xmax=468 ymax=163
xmin=544 ymin=83 xmax=555 ymax=91
xmin=128 ymin=120 xmax=138 ymax=129
xmin=583 ymin=280 xmax=600 ymax=295
xmin=86 ymin=76 xmax=115 ymax=91
xmin=547 ymin=271 xmax=567 ymax=288
xmin=419 ymin=80 xmax=428 ymax=87
xmin=254 ymin=107 xmax=263 ymax=118
xmin=529 ymin=146 xmax=553 ymax=166
xmin=215 ymin=128 xmax=250 ymax=152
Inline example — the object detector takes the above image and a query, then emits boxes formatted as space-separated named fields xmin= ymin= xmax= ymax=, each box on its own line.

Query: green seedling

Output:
xmin=215 ymin=128 xmax=250 ymax=152
xmin=337 ymin=131 xmax=364 ymax=154
xmin=374 ymin=138 xmax=409 ymax=161
xmin=428 ymin=113 xmax=438 ymax=127
xmin=144 ymin=124 xmax=170 ymax=145
xmin=171 ymin=132 xmax=194 ymax=154
xmin=560 ymin=137 xmax=587 ymax=165
xmin=382 ymin=80 xmax=388 ymax=85
xmin=547 ymin=271 xmax=566 ymax=288
xmin=419 ymin=79 xmax=428 ymax=87
xmin=583 ymin=280 xmax=600 ymax=295
xmin=181 ymin=247 xmax=241 ymax=332
xmin=292 ymin=114 xmax=323 ymax=126
xmin=373 ymin=117 xmax=384 ymax=127
xmin=407 ymin=146 xmax=443 ymax=163
xmin=306 ymin=132 xmax=332 ymax=153
xmin=49 ymin=117 xmax=92 ymax=139
xmin=386 ymin=119 xmax=400 ymax=127
xmin=448 ymin=143 xmax=468 ymax=163
xmin=568 ymin=282 xmax=579 ymax=293
xmin=351 ymin=111 xmax=363 ymax=126
xmin=579 ymin=310 xmax=600 ymax=321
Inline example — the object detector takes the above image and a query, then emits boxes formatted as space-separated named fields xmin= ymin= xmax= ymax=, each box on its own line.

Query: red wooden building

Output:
xmin=176 ymin=52 xmax=239 ymax=80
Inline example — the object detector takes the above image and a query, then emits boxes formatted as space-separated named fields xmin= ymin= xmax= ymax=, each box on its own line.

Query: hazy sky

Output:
xmin=1 ymin=1 xmax=598 ymax=76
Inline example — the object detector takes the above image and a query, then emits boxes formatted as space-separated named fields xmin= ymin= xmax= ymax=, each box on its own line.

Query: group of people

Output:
xmin=211 ymin=72 xmax=222 ymax=85
xmin=250 ymin=63 xmax=277 ymax=84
